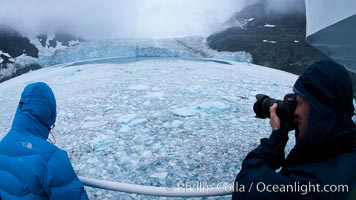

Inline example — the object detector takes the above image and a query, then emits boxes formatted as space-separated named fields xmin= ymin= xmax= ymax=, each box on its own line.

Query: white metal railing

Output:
xmin=79 ymin=176 xmax=232 ymax=197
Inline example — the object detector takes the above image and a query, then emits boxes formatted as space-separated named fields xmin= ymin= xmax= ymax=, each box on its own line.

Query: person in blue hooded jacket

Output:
xmin=232 ymin=60 xmax=356 ymax=199
xmin=0 ymin=82 xmax=89 ymax=200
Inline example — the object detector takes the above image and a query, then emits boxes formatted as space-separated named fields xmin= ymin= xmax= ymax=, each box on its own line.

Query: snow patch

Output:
xmin=264 ymin=24 xmax=276 ymax=28
xmin=263 ymin=40 xmax=277 ymax=44
xmin=15 ymin=54 xmax=39 ymax=66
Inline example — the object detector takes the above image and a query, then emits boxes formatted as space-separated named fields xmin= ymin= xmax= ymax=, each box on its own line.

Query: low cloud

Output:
xmin=0 ymin=0 xmax=304 ymax=39
xmin=0 ymin=0 xmax=244 ymax=39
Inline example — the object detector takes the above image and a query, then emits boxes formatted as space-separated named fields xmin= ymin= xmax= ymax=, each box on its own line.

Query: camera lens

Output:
xmin=253 ymin=93 xmax=297 ymax=131
xmin=254 ymin=94 xmax=281 ymax=119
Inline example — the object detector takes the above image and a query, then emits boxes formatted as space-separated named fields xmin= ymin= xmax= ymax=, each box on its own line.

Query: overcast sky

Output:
xmin=0 ymin=0 xmax=304 ymax=39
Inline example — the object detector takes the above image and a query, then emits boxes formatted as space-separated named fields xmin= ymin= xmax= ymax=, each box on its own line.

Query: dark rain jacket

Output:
xmin=232 ymin=60 xmax=356 ymax=199
xmin=0 ymin=82 xmax=88 ymax=200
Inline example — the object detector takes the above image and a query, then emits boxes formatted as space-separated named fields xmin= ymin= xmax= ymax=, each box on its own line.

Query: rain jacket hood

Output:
xmin=288 ymin=60 xmax=356 ymax=163
xmin=11 ymin=82 xmax=57 ymax=140
xmin=0 ymin=82 xmax=88 ymax=199
xmin=232 ymin=60 xmax=356 ymax=199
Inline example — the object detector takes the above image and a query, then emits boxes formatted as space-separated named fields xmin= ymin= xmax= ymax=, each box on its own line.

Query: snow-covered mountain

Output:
xmin=0 ymin=25 xmax=41 ymax=82
xmin=0 ymin=52 xmax=297 ymax=199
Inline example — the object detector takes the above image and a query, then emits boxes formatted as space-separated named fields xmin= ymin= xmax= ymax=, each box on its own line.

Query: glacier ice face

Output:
xmin=38 ymin=36 xmax=252 ymax=66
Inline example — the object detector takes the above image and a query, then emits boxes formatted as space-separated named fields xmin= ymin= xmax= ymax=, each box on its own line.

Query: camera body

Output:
xmin=253 ymin=93 xmax=297 ymax=131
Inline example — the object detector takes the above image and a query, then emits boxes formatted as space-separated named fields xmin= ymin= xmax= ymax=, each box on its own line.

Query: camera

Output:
xmin=253 ymin=93 xmax=297 ymax=131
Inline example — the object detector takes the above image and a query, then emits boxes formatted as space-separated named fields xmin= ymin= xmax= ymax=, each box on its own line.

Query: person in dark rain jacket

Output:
xmin=0 ymin=82 xmax=88 ymax=200
xmin=232 ymin=60 xmax=356 ymax=199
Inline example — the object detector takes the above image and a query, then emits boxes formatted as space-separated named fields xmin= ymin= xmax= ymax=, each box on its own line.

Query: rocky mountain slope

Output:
xmin=207 ymin=2 xmax=327 ymax=75
xmin=0 ymin=25 xmax=39 ymax=63
xmin=207 ymin=1 xmax=356 ymax=95
xmin=0 ymin=24 xmax=84 ymax=82
xmin=0 ymin=25 xmax=41 ymax=82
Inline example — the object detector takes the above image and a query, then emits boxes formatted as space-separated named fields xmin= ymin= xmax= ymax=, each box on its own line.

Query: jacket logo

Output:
xmin=21 ymin=141 xmax=32 ymax=149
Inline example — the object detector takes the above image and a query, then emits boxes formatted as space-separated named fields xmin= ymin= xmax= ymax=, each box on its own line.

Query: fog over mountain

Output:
xmin=263 ymin=0 xmax=305 ymax=14
xmin=0 ymin=0 xmax=304 ymax=39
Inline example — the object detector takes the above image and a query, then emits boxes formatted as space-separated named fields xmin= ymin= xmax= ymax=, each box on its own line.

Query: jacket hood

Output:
xmin=11 ymin=82 xmax=57 ymax=140
xmin=286 ymin=60 xmax=355 ymax=164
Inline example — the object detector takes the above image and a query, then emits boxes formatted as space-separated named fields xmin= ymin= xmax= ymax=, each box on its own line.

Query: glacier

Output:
xmin=36 ymin=36 xmax=252 ymax=66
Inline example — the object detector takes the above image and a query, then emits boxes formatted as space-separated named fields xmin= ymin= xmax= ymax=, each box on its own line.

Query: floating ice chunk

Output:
xmin=142 ymin=150 xmax=153 ymax=158
xmin=168 ymin=161 xmax=177 ymax=167
xmin=119 ymin=125 xmax=130 ymax=133
xmin=149 ymin=171 xmax=168 ymax=179
xmin=81 ymin=120 xmax=107 ymax=129
xmin=122 ymin=69 xmax=133 ymax=74
xmin=104 ymin=106 xmax=114 ymax=113
xmin=117 ymin=151 xmax=131 ymax=164
xmin=106 ymin=130 xmax=116 ymax=135
xmin=163 ymin=120 xmax=184 ymax=128
xmin=172 ymin=107 xmax=200 ymax=117
xmin=86 ymin=157 xmax=100 ymax=164
xmin=159 ymin=70 xmax=172 ymax=74
xmin=117 ymin=114 xmax=147 ymax=126
xmin=172 ymin=101 xmax=229 ymax=117
xmin=128 ymin=84 xmax=149 ymax=90
xmin=197 ymin=102 xmax=229 ymax=112
xmin=152 ymin=87 xmax=160 ymax=91
xmin=118 ymin=114 xmax=137 ymax=124
xmin=146 ymin=91 xmax=165 ymax=100
xmin=88 ymin=168 xmax=97 ymax=175
xmin=129 ymin=118 xmax=147 ymax=126
xmin=143 ymin=100 xmax=151 ymax=106
xmin=61 ymin=69 xmax=82 ymax=79
xmin=90 ymin=133 xmax=116 ymax=152
xmin=170 ymin=120 xmax=184 ymax=128
xmin=187 ymin=85 xmax=203 ymax=93
xmin=66 ymin=112 xmax=75 ymax=118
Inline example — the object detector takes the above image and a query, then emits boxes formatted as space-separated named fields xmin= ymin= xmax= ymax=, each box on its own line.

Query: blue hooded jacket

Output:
xmin=0 ymin=82 xmax=88 ymax=200
xmin=232 ymin=60 xmax=356 ymax=199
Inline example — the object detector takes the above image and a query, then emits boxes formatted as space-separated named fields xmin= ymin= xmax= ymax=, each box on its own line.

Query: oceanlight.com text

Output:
xmin=253 ymin=182 xmax=349 ymax=195
xmin=176 ymin=182 xmax=349 ymax=195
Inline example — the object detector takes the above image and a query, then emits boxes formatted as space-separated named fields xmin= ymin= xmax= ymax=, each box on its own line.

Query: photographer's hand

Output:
xmin=269 ymin=103 xmax=281 ymax=130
